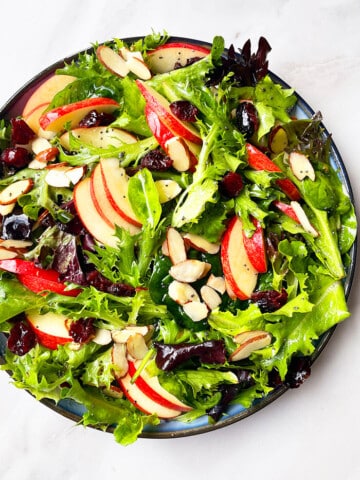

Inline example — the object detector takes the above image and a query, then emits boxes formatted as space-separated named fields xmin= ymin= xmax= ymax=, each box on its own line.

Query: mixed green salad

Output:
xmin=0 ymin=32 xmax=357 ymax=445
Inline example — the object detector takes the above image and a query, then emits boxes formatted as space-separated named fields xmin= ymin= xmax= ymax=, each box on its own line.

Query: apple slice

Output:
xmin=23 ymin=102 xmax=50 ymax=134
xmin=221 ymin=216 xmax=258 ymax=300
xmin=245 ymin=143 xmax=301 ymax=201
xmin=39 ymin=97 xmax=119 ymax=133
xmin=242 ymin=218 xmax=267 ymax=273
xmin=90 ymin=163 xmax=140 ymax=235
xmin=97 ymin=45 xmax=130 ymax=78
xmin=26 ymin=310 xmax=73 ymax=350
xmin=100 ymin=158 xmax=142 ymax=227
xmin=22 ymin=74 xmax=76 ymax=118
xmin=144 ymin=104 xmax=198 ymax=170
xmin=127 ymin=360 xmax=192 ymax=413
xmin=230 ymin=330 xmax=272 ymax=361
xmin=146 ymin=42 xmax=210 ymax=74
xmin=118 ymin=373 xmax=182 ymax=418
xmin=137 ymin=80 xmax=202 ymax=145
xmin=73 ymin=177 xmax=120 ymax=248
xmin=0 ymin=258 xmax=81 ymax=296
xmin=59 ymin=126 xmax=137 ymax=150
xmin=155 ymin=179 xmax=182 ymax=203
xmin=273 ymin=200 xmax=300 ymax=222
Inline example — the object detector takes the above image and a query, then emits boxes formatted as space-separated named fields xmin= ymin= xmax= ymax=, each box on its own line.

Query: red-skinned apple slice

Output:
xmin=147 ymin=42 xmax=210 ymax=74
xmin=23 ymin=102 xmax=50 ymax=134
xmin=0 ymin=258 xmax=81 ymax=296
xmin=117 ymin=371 xmax=182 ymax=419
xmin=90 ymin=163 xmax=140 ymax=235
xmin=73 ymin=177 xmax=120 ymax=248
xmin=127 ymin=360 xmax=192 ymax=412
xmin=221 ymin=216 xmax=258 ymax=300
xmin=39 ymin=97 xmax=119 ymax=133
xmin=99 ymin=158 xmax=142 ymax=227
xmin=273 ymin=200 xmax=300 ymax=222
xmin=245 ymin=143 xmax=301 ymax=201
xmin=242 ymin=218 xmax=267 ymax=273
xmin=22 ymin=74 xmax=76 ymax=118
xmin=26 ymin=310 xmax=73 ymax=350
xmin=136 ymin=80 xmax=202 ymax=145
xmin=145 ymin=104 xmax=198 ymax=171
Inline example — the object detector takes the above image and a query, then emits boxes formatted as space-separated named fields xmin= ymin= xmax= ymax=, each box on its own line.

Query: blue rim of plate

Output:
xmin=0 ymin=36 xmax=357 ymax=439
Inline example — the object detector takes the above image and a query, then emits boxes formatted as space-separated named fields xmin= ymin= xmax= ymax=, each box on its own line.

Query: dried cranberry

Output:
xmin=78 ymin=110 xmax=115 ymax=128
xmin=86 ymin=270 xmax=135 ymax=297
xmin=219 ymin=171 xmax=244 ymax=198
xmin=69 ymin=318 xmax=95 ymax=343
xmin=140 ymin=149 xmax=173 ymax=171
xmin=268 ymin=368 xmax=283 ymax=388
xmin=251 ymin=288 xmax=288 ymax=313
xmin=7 ymin=321 xmax=36 ymax=356
xmin=0 ymin=146 xmax=31 ymax=169
xmin=285 ymin=356 xmax=311 ymax=388
xmin=170 ymin=101 xmax=199 ymax=122
xmin=235 ymin=101 xmax=259 ymax=138
xmin=10 ymin=118 xmax=35 ymax=145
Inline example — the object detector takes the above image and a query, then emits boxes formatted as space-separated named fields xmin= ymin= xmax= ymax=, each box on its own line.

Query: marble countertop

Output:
xmin=0 ymin=1 xmax=359 ymax=479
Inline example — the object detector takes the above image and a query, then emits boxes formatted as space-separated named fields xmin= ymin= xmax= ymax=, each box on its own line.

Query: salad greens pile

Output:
xmin=0 ymin=32 xmax=357 ymax=446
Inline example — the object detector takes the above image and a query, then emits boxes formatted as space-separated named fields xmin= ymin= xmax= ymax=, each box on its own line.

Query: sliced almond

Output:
xmin=289 ymin=151 xmax=315 ymax=181
xmin=65 ymin=165 xmax=85 ymax=185
xmin=111 ymin=343 xmax=129 ymax=378
xmin=45 ymin=166 xmax=71 ymax=187
xmin=200 ymin=285 xmax=222 ymax=310
xmin=45 ymin=165 xmax=85 ymax=187
xmin=112 ymin=326 xmax=150 ymax=344
xmin=0 ymin=239 xmax=32 ymax=249
xmin=167 ymin=227 xmax=187 ymax=265
xmin=126 ymin=333 xmax=149 ymax=360
xmin=0 ymin=179 xmax=34 ymax=205
xmin=290 ymin=201 xmax=319 ymax=237
xmin=207 ymin=274 xmax=226 ymax=294
xmin=169 ymin=259 xmax=211 ymax=283
xmin=183 ymin=233 xmax=220 ymax=254
xmin=165 ymin=136 xmax=191 ymax=172
xmin=155 ymin=179 xmax=182 ymax=203
xmin=92 ymin=328 xmax=112 ymax=345
xmin=0 ymin=247 xmax=18 ymax=260
xmin=35 ymin=146 xmax=59 ymax=164
xmin=230 ymin=330 xmax=272 ymax=361
xmin=0 ymin=203 xmax=15 ymax=216
xmin=161 ymin=238 xmax=169 ymax=256
xmin=119 ymin=46 xmax=144 ymax=62
xmin=31 ymin=137 xmax=53 ymax=155
xmin=183 ymin=301 xmax=209 ymax=322
xmin=96 ymin=45 xmax=129 ymax=78
xmin=28 ymin=158 xmax=48 ymax=170
xmin=168 ymin=280 xmax=200 ymax=305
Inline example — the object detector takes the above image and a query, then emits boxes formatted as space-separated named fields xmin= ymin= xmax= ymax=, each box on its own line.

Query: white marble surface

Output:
xmin=0 ymin=0 xmax=359 ymax=478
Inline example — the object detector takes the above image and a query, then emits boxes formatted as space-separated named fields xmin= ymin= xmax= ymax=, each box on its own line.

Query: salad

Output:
xmin=0 ymin=32 xmax=356 ymax=445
